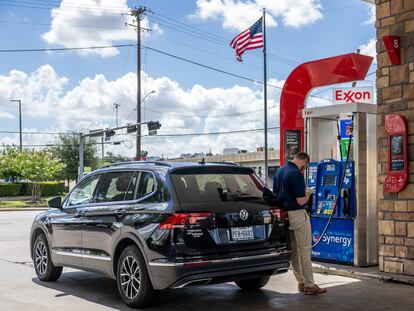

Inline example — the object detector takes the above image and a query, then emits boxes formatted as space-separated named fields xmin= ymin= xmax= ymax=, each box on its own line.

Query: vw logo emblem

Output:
xmin=240 ymin=210 xmax=249 ymax=221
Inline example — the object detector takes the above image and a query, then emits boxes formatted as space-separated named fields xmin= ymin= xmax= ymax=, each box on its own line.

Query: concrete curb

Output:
xmin=0 ymin=208 xmax=48 ymax=212
xmin=313 ymin=264 xmax=414 ymax=286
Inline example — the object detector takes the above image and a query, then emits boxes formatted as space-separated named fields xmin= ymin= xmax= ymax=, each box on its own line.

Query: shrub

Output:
xmin=0 ymin=183 xmax=22 ymax=197
xmin=39 ymin=182 xmax=66 ymax=197
xmin=18 ymin=182 xmax=66 ymax=197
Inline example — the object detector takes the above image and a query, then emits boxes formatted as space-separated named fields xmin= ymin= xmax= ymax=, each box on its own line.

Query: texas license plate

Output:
xmin=231 ymin=227 xmax=254 ymax=241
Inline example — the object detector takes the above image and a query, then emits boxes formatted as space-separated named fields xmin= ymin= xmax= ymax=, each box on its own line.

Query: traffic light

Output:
xmin=105 ymin=129 xmax=116 ymax=141
xmin=147 ymin=121 xmax=161 ymax=136
xmin=126 ymin=124 xmax=137 ymax=133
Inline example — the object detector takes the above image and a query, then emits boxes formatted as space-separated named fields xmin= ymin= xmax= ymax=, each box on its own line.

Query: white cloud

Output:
xmin=364 ymin=4 xmax=376 ymax=25
xmin=0 ymin=112 xmax=14 ymax=119
xmin=0 ymin=65 xmax=68 ymax=124
xmin=359 ymin=38 xmax=376 ymax=62
xmin=192 ymin=0 xmax=323 ymax=31
xmin=42 ymin=0 xmax=161 ymax=57
xmin=0 ymin=65 xmax=283 ymax=158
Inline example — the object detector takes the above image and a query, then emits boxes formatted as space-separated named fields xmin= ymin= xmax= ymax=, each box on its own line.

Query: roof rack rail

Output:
xmin=99 ymin=161 xmax=171 ymax=170
xmin=205 ymin=161 xmax=240 ymax=166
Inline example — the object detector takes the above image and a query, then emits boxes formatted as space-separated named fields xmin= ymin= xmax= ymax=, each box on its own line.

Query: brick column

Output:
xmin=376 ymin=0 xmax=414 ymax=275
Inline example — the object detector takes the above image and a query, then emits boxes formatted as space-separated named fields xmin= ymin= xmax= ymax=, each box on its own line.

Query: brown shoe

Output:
xmin=298 ymin=283 xmax=305 ymax=292
xmin=304 ymin=284 xmax=327 ymax=295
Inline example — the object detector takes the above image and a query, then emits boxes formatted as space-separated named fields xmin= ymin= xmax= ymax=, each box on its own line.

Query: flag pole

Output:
xmin=263 ymin=8 xmax=269 ymax=186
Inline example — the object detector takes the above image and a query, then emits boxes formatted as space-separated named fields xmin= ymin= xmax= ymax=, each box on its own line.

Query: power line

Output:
xmin=0 ymin=42 xmax=330 ymax=102
xmin=141 ymin=105 xmax=278 ymax=119
xmin=143 ymin=45 xmax=330 ymax=101
xmin=147 ymin=31 xmax=288 ymax=77
xmin=141 ymin=127 xmax=280 ymax=138
xmin=0 ymin=44 xmax=134 ymax=53
xmin=0 ymin=130 xmax=78 ymax=135
xmin=0 ymin=19 xmax=128 ymax=30
xmin=0 ymin=141 xmax=128 ymax=148
xmin=0 ymin=0 xmax=126 ymax=15
xmin=0 ymin=127 xmax=281 ymax=147
xmin=150 ymin=12 xmax=300 ymax=66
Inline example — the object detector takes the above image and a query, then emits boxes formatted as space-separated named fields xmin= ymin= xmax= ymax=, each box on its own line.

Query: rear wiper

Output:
xmin=225 ymin=192 xmax=260 ymax=199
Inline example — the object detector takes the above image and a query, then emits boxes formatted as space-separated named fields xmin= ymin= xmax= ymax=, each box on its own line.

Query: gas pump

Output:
xmin=304 ymin=103 xmax=378 ymax=266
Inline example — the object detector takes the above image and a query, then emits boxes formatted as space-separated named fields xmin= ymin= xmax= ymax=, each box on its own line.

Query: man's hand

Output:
xmin=306 ymin=187 xmax=314 ymax=197
xmin=296 ymin=187 xmax=314 ymax=206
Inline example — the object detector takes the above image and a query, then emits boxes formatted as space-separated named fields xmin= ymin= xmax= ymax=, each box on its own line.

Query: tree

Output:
xmin=103 ymin=152 xmax=131 ymax=164
xmin=0 ymin=147 xmax=22 ymax=181
xmin=48 ymin=133 xmax=99 ymax=182
xmin=18 ymin=150 xmax=65 ymax=202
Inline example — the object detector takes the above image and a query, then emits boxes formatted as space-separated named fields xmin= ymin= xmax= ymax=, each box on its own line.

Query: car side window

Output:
xmin=136 ymin=171 xmax=156 ymax=199
xmin=95 ymin=171 xmax=136 ymax=203
xmin=67 ymin=174 xmax=101 ymax=206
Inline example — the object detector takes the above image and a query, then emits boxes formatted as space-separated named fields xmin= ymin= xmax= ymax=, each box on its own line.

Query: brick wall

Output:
xmin=376 ymin=0 xmax=414 ymax=275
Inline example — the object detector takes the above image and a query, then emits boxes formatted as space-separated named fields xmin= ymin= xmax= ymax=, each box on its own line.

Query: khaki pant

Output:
xmin=288 ymin=209 xmax=315 ymax=287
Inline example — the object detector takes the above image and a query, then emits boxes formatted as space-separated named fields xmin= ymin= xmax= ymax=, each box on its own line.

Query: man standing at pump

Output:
xmin=273 ymin=152 xmax=327 ymax=295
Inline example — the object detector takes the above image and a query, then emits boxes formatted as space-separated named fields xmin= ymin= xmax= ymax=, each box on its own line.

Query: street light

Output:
xmin=127 ymin=90 xmax=156 ymax=119
xmin=10 ymin=99 xmax=22 ymax=150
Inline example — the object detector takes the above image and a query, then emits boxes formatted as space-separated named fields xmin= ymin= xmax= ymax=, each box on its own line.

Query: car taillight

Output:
xmin=159 ymin=212 xmax=212 ymax=230
xmin=270 ymin=208 xmax=288 ymax=220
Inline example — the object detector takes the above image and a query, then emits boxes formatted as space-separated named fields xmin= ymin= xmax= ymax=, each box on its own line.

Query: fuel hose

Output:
xmin=311 ymin=113 xmax=354 ymax=249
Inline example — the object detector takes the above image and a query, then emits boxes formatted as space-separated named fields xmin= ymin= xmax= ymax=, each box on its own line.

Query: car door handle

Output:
xmin=76 ymin=211 xmax=85 ymax=217
xmin=115 ymin=209 xmax=127 ymax=217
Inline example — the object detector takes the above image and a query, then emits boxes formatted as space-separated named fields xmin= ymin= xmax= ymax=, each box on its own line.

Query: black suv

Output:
xmin=30 ymin=161 xmax=291 ymax=308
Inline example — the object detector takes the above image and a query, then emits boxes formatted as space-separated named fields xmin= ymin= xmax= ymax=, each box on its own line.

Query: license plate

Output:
xmin=231 ymin=227 xmax=254 ymax=241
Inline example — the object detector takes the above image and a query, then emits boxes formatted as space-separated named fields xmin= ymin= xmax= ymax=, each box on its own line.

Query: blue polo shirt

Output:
xmin=273 ymin=162 xmax=306 ymax=211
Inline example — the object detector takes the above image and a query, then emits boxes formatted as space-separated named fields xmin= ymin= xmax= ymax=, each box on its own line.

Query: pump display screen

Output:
xmin=390 ymin=134 xmax=404 ymax=171
xmin=323 ymin=175 xmax=336 ymax=186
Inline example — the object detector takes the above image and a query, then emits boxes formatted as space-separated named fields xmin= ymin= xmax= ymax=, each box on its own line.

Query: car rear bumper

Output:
xmin=147 ymin=249 xmax=291 ymax=290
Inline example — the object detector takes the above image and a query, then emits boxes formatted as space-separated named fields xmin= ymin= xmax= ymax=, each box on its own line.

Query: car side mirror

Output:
xmin=48 ymin=196 xmax=62 ymax=209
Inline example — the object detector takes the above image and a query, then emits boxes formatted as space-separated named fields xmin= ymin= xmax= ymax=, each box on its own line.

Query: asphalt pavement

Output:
xmin=0 ymin=210 xmax=413 ymax=311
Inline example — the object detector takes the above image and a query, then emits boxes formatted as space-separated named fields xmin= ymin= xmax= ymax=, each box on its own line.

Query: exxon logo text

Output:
xmin=333 ymin=87 xmax=374 ymax=105
xmin=335 ymin=90 xmax=371 ymax=103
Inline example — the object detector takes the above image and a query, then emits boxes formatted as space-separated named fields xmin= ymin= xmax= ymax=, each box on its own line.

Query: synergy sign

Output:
xmin=333 ymin=87 xmax=374 ymax=105
xmin=311 ymin=218 xmax=354 ymax=264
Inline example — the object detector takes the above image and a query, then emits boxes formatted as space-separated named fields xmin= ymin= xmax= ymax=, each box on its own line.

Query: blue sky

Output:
xmin=0 ymin=0 xmax=376 ymax=158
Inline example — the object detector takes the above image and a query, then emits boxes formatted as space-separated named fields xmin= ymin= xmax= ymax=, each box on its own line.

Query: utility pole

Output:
xmin=130 ymin=6 xmax=148 ymax=160
xmin=101 ymin=136 xmax=105 ymax=160
xmin=113 ymin=103 xmax=120 ymax=127
xmin=10 ymin=99 xmax=22 ymax=151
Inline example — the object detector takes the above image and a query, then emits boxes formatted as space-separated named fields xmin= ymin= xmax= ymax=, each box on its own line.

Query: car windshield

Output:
xmin=171 ymin=169 xmax=264 ymax=204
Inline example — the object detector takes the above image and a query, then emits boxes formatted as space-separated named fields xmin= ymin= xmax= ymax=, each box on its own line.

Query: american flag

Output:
xmin=230 ymin=18 xmax=264 ymax=62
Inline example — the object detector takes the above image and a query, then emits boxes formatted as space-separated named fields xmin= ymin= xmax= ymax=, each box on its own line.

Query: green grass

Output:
xmin=0 ymin=195 xmax=66 ymax=208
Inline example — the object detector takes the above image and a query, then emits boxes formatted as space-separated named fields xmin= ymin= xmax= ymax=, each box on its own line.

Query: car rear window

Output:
xmin=171 ymin=167 xmax=264 ymax=204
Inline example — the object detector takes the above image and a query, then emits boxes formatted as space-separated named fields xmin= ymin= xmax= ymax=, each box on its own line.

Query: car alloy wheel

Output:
xmin=35 ymin=241 xmax=48 ymax=275
xmin=120 ymin=255 xmax=141 ymax=300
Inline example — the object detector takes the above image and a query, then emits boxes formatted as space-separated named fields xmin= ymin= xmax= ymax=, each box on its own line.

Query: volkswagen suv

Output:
xmin=30 ymin=161 xmax=291 ymax=308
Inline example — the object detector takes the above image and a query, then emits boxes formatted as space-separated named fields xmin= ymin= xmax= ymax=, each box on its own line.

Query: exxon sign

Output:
xmin=333 ymin=87 xmax=374 ymax=105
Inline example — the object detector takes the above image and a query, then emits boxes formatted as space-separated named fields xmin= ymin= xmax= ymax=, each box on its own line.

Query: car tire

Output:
xmin=33 ymin=234 xmax=62 ymax=281
xmin=235 ymin=276 xmax=270 ymax=290
xmin=116 ymin=245 xmax=157 ymax=308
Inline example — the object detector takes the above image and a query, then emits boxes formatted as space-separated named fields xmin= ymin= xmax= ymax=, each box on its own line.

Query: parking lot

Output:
xmin=0 ymin=210 xmax=413 ymax=311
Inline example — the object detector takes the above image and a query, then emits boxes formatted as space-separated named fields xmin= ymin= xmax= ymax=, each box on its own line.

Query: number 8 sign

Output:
xmin=383 ymin=36 xmax=401 ymax=65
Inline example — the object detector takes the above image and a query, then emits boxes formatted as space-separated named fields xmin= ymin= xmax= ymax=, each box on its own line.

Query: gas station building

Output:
xmin=375 ymin=0 xmax=414 ymax=276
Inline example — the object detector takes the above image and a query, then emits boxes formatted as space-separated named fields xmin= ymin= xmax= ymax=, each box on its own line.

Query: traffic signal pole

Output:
xmin=78 ymin=121 xmax=160 ymax=181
